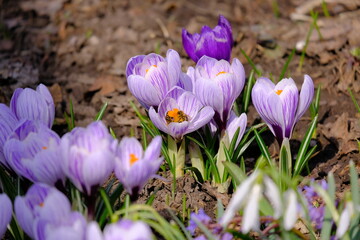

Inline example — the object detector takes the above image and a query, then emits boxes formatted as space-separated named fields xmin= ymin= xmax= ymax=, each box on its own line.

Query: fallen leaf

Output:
xmin=88 ymin=75 xmax=121 ymax=96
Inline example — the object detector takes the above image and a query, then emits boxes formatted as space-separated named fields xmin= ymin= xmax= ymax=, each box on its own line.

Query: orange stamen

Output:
xmin=165 ymin=108 xmax=188 ymax=124
xmin=129 ymin=153 xmax=139 ymax=166
xmin=216 ymin=71 xmax=227 ymax=76
xmin=39 ymin=202 xmax=44 ymax=207
xmin=42 ymin=146 xmax=47 ymax=150
xmin=275 ymin=90 xmax=283 ymax=95
xmin=145 ymin=65 xmax=157 ymax=73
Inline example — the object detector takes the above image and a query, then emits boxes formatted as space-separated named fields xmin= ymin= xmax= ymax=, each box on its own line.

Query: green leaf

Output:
xmin=279 ymin=48 xmax=296 ymax=81
xmin=94 ymin=102 xmax=108 ymax=121
xmin=254 ymin=129 xmax=273 ymax=167
xmin=240 ymin=48 xmax=261 ymax=76
xmin=279 ymin=138 xmax=292 ymax=177
xmin=242 ymin=69 xmax=255 ymax=113
xmin=293 ymin=115 xmax=318 ymax=176
xmin=184 ymin=167 xmax=204 ymax=183
xmin=223 ymin=161 xmax=246 ymax=186
xmin=320 ymin=172 xmax=335 ymax=239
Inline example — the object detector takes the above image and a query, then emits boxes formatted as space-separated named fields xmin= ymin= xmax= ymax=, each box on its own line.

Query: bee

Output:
xmin=165 ymin=109 xmax=188 ymax=125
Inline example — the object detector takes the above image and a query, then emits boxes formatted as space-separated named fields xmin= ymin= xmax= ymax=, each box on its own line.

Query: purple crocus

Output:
xmin=87 ymin=219 xmax=153 ymax=240
xmin=0 ymin=193 xmax=12 ymax=238
xmin=14 ymin=183 xmax=71 ymax=238
xmin=0 ymin=104 xmax=18 ymax=168
xmin=182 ymin=15 xmax=233 ymax=63
xmin=191 ymin=56 xmax=245 ymax=131
xmin=126 ymin=49 xmax=183 ymax=108
xmin=4 ymin=120 xmax=65 ymax=185
xmin=149 ymin=87 xmax=215 ymax=140
xmin=10 ymin=84 xmax=55 ymax=128
xmin=224 ymin=112 xmax=247 ymax=148
xmin=303 ymin=180 xmax=327 ymax=229
xmin=187 ymin=208 xmax=212 ymax=235
xmin=114 ymin=136 xmax=163 ymax=196
xmin=251 ymin=75 xmax=314 ymax=144
xmin=61 ymin=121 xmax=116 ymax=195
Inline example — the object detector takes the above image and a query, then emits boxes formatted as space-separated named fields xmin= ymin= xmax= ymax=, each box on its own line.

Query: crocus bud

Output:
xmin=149 ymin=87 xmax=214 ymax=140
xmin=10 ymin=84 xmax=55 ymax=128
xmin=14 ymin=183 xmax=71 ymax=238
xmin=0 ymin=104 xmax=18 ymax=168
xmin=4 ymin=120 xmax=65 ymax=185
xmin=192 ymin=56 xmax=245 ymax=131
xmin=251 ymin=75 xmax=314 ymax=144
xmin=126 ymin=49 xmax=182 ymax=108
xmin=0 ymin=193 xmax=12 ymax=238
xmin=114 ymin=136 xmax=163 ymax=196
xmin=182 ymin=15 xmax=233 ymax=63
xmin=61 ymin=121 xmax=116 ymax=195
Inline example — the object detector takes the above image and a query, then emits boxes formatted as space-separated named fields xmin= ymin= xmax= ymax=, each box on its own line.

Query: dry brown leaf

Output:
xmin=320 ymin=113 xmax=360 ymax=155
xmin=88 ymin=75 xmax=121 ymax=96
xmin=48 ymin=83 xmax=62 ymax=104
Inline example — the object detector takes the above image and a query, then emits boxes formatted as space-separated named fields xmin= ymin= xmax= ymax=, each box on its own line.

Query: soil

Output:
xmin=1 ymin=0 xmax=360 ymax=223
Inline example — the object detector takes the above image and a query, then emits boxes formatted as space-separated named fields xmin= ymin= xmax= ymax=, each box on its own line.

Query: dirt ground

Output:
xmin=1 ymin=0 xmax=360 ymax=217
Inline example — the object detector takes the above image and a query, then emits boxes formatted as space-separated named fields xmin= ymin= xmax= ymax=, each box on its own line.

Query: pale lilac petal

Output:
xmin=187 ymin=106 xmax=215 ymax=133
xmin=230 ymin=58 xmax=246 ymax=94
xmin=103 ymin=219 xmax=153 ymax=240
xmin=86 ymin=222 xmax=104 ymax=240
xmin=128 ymin=75 xmax=162 ymax=107
xmin=177 ymin=72 xmax=193 ymax=92
xmin=143 ymin=135 xmax=162 ymax=161
xmin=195 ymin=56 xmax=217 ymax=78
xmin=126 ymin=55 xmax=145 ymax=77
xmin=166 ymin=49 xmax=181 ymax=86
xmin=194 ymin=77 xmax=224 ymax=115
xmin=226 ymin=112 xmax=247 ymax=147
xmin=210 ymin=59 xmax=231 ymax=78
xmin=148 ymin=107 xmax=168 ymax=134
xmin=145 ymin=62 xmax=171 ymax=98
xmin=142 ymin=53 xmax=164 ymax=66
xmin=168 ymin=121 xmax=190 ymax=139
xmin=177 ymin=92 xmax=203 ymax=119
xmin=278 ymin=84 xmax=298 ymax=138
xmin=0 ymin=194 xmax=12 ymax=238
xmin=15 ymin=196 xmax=35 ymax=237
xmin=295 ymin=75 xmax=314 ymax=122
xmin=157 ymin=97 xmax=179 ymax=120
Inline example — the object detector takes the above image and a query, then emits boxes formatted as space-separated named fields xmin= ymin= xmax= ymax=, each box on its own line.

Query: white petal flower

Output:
xmin=264 ymin=176 xmax=282 ymax=219
xmin=283 ymin=189 xmax=298 ymax=230
xmin=242 ymin=184 xmax=262 ymax=233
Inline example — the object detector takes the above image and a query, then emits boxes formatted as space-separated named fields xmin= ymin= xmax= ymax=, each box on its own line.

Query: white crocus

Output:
xmin=264 ymin=176 xmax=282 ymax=219
xmin=336 ymin=201 xmax=355 ymax=238
xmin=283 ymin=189 xmax=299 ymax=230
xmin=242 ymin=184 xmax=262 ymax=233
xmin=220 ymin=171 xmax=259 ymax=227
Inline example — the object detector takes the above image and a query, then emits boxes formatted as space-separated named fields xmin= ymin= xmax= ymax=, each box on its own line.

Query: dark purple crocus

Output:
xmin=4 ymin=120 xmax=65 ymax=185
xmin=114 ymin=136 xmax=163 ymax=196
xmin=61 ymin=121 xmax=116 ymax=195
xmin=10 ymin=84 xmax=55 ymax=128
xmin=0 ymin=193 xmax=12 ymax=238
xmin=14 ymin=183 xmax=71 ymax=238
xmin=182 ymin=15 xmax=233 ymax=63
xmin=0 ymin=104 xmax=18 ymax=168
xmin=190 ymin=56 xmax=245 ymax=131
xmin=251 ymin=75 xmax=314 ymax=144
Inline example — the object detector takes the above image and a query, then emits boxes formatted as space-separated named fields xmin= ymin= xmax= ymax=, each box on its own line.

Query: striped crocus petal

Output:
xmin=295 ymin=75 xmax=314 ymax=123
xmin=0 ymin=193 xmax=12 ymax=238
xmin=225 ymin=112 xmax=247 ymax=148
xmin=0 ymin=104 xmax=18 ymax=168
xmin=103 ymin=219 xmax=153 ymax=240
xmin=10 ymin=84 xmax=55 ymax=128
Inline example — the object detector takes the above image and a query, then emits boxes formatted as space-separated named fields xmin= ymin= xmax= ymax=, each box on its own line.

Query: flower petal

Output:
xmin=126 ymin=55 xmax=145 ymax=77
xmin=127 ymin=75 xmax=162 ymax=107
xmin=295 ymin=75 xmax=314 ymax=122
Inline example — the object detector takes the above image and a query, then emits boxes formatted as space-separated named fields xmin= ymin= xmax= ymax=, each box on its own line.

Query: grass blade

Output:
xmin=320 ymin=172 xmax=335 ymax=239
xmin=94 ymin=102 xmax=108 ymax=121
xmin=279 ymin=48 xmax=295 ymax=81
xmin=240 ymin=48 xmax=261 ymax=76
xmin=254 ymin=129 xmax=273 ymax=167
xmin=242 ymin=69 xmax=255 ymax=113
xmin=223 ymin=161 xmax=246 ymax=185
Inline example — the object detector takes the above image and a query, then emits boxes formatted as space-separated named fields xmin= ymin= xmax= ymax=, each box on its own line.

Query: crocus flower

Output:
xmin=0 ymin=104 xmax=18 ymax=168
xmin=182 ymin=15 xmax=233 ymax=63
xmin=34 ymin=211 xmax=87 ymax=240
xmin=224 ymin=112 xmax=247 ymax=148
xmin=10 ymin=84 xmax=55 ymax=128
xmin=126 ymin=49 xmax=182 ymax=108
xmin=14 ymin=183 xmax=71 ymax=238
xmin=87 ymin=219 xmax=153 ymax=240
xmin=61 ymin=121 xmax=116 ymax=195
xmin=4 ymin=120 xmax=65 ymax=185
xmin=187 ymin=208 xmax=212 ymax=235
xmin=0 ymin=193 xmax=12 ymax=238
xmin=191 ymin=56 xmax=245 ymax=131
xmin=303 ymin=180 xmax=327 ymax=229
xmin=251 ymin=75 xmax=314 ymax=144
xmin=149 ymin=87 xmax=214 ymax=140
xmin=114 ymin=136 xmax=163 ymax=196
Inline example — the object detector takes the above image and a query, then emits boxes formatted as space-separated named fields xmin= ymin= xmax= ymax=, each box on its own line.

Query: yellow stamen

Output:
xmin=275 ymin=90 xmax=283 ymax=95
xmin=145 ymin=65 xmax=157 ymax=73
xmin=165 ymin=108 xmax=188 ymax=124
xmin=39 ymin=202 xmax=44 ymax=207
xmin=216 ymin=71 xmax=227 ymax=76
xmin=42 ymin=146 xmax=47 ymax=150
xmin=129 ymin=153 xmax=139 ymax=166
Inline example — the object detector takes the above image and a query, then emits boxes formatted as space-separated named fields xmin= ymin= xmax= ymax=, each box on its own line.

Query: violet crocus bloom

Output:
xmin=61 ymin=121 xmax=116 ymax=195
xmin=182 ymin=15 xmax=233 ymax=63
xmin=114 ymin=136 xmax=163 ymax=196
xmin=251 ymin=75 xmax=314 ymax=144
xmin=303 ymin=180 xmax=327 ymax=229
xmin=10 ymin=84 xmax=55 ymax=128
xmin=191 ymin=56 xmax=245 ymax=131
xmin=149 ymin=87 xmax=215 ymax=140
xmin=87 ymin=219 xmax=153 ymax=240
xmin=4 ymin=120 xmax=65 ymax=185
xmin=0 ymin=104 xmax=18 ymax=168
xmin=224 ymin=112 xmax=247 ymax=148
xmin=14 ymin=183 xmax=71 ymax=238
xmin=126 ymin=49 xmax=183 ymax=108
xmin=0 ymin=193 xmax=12 ymax=238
